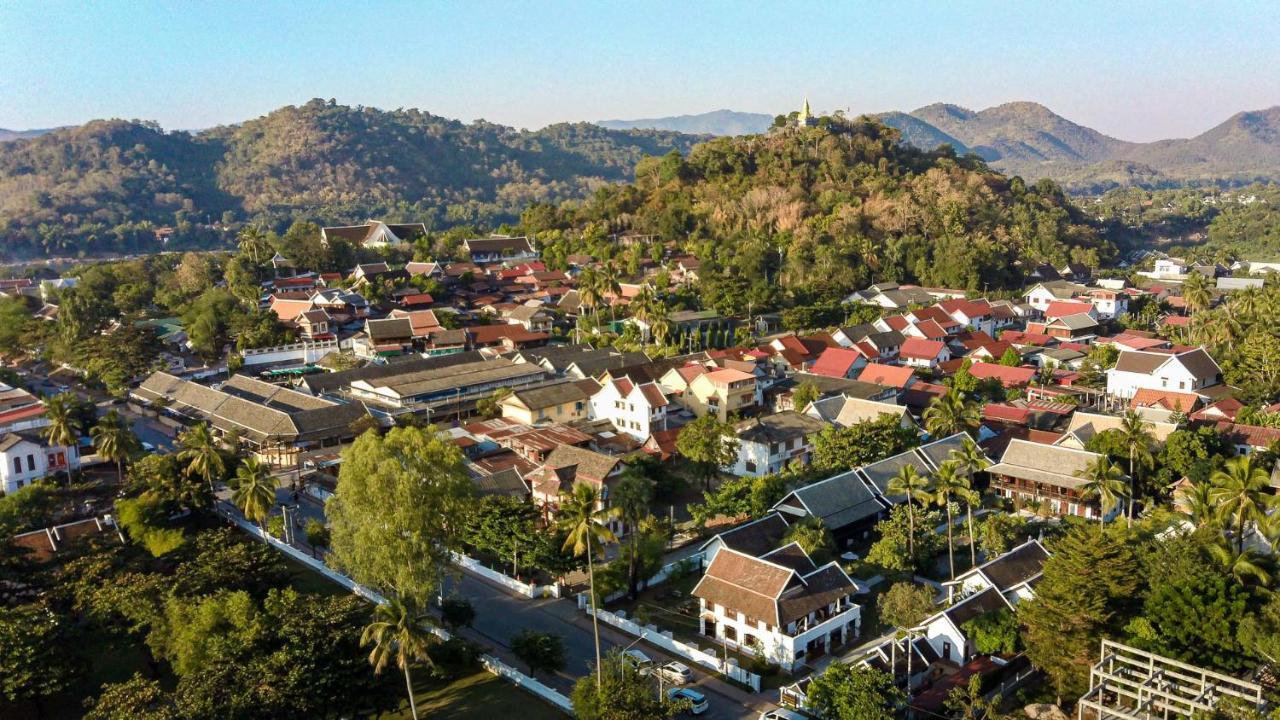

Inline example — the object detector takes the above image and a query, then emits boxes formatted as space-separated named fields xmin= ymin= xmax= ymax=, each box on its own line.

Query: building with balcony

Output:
xmin=728 ymin=412 xmax=826 ymax=477
xmin=692 ymin=543 xmax=860 ymax=672
xmin=685 ymin=368 xmax=757 ymax=421
xmin=986 ymin=439 xmax=1124 ymax=520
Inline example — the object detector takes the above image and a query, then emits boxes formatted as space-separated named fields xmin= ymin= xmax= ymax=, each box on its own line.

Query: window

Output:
xmin=745 ymin=461 xmax=757 ymax=474
xmin=13 ymin=457 xmax=21 ymax=474
xmin=26 ymin=454 xmax=34 ymax=470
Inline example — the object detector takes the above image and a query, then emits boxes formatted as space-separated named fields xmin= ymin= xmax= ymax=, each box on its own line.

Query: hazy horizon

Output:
xmin=3 ymin=1 xmax=1278 ymax=142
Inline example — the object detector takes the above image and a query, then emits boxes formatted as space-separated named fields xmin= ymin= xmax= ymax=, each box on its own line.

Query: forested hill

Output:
xmin=0 ymin=99 xmax=699 ymax=258
xmin=524 ymin=116 xmax=1112 ymax=310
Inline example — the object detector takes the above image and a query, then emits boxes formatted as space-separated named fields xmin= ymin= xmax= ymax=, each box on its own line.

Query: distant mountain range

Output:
xmin=0 ymin=127 xmax=57 ymax=143
xmin=596 ymin=103 xmax=1280 ymax=191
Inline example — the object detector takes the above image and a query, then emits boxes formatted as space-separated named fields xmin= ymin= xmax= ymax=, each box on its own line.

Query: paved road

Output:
xmin=442 ymin=570 xmax=770 ymax=720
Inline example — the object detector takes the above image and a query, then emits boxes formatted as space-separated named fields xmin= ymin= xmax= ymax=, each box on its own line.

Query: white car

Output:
xmin=759 ymin=709 xmax=811 ymax=720
xmin=656 ymin=661 xmax=693 ymax=685
xmin=622 ymin=649 xmax=655 ymax=674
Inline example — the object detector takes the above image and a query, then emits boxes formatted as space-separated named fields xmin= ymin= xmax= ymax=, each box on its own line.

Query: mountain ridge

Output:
xmin=596 ymin=102 xmax=1280 ymax=191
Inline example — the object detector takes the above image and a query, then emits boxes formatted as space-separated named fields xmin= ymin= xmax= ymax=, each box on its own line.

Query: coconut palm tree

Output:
xmin=1116 ymin=410 xmax=1155 ymax=526
xmin=236 ymin=225 xmax=270 ymax=264
xmin=1175 ymin=477 xmax=1217 ymax=528
xmin=600 ymin=262 xmax=623 ymax=322
xmin=950 ymin=438 xmax=990 ymax=567
xmin=1210 ymin=455 xmax=1274 ymax=552
xmin=931 ymin=460 xmax=967 ymax=581
xmin=231 ymin=457 xmax=276 ymax=528
xmin=1076 ymin=456 xmax=1128 ymax=527
xmin=91 ymin=409 xmax=139 ymax=486
xmin=923 ymin=390 xmax=980 ymax=439
xmin=1208 ymin=539 xmax=1273 ymax=587
xmin=1181 ymin=272 xmax=1212 ymax=315
xmin=887 ymin=465 xmax=933 ymax=560
xmin=361 ymin=596 xmax=437 ymax=720
xmin=576 ymin=267 xmax=602 ymax=334
xmin=558 ymin=482 xmax=618 ymax=687
xmin=43 ymin=393 xmax=82 ymax=483
xmin=610 ymin=470 xmax=653 ymax=599
xmin=177 ymin=422 xmax=225 ymax=498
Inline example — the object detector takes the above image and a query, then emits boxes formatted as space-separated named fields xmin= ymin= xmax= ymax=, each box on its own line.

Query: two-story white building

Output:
xmin=728 ymin=412 xmax=826 ymax=477
xmin=693 ymin=544 xmax=860 ymax=672
xmin=1106 ymin=348 xmax=1222 ymax=400
xmin=589 ymin=377 xmax=669 ymax=441
xmin=1 ymin=431 xmax=79 ymax=495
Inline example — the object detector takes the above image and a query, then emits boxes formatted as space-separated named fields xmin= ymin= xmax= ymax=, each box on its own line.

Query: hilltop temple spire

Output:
xmin=798 ymin=97 xmax=815 ymax=127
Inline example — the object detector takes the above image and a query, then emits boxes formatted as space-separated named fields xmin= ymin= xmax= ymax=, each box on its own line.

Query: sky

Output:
xmin=1 ymin=1 xmax=1278 ymax=142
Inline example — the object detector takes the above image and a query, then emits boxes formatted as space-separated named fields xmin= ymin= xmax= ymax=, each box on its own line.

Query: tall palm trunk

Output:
xmin=1127 ymin=450 xmax=1136 ymax=527
xmin=966 ymin=501 xmax=976 ymax=568
xmin=905 ymin=489 xmax=916 ymax=560
xmin=587 ymin=538 xmax=603 ymax=687
xmin=403 ymin=664 xmax=419 ymax=720
xmin=944 ymin=503 xmax=955 ymax=581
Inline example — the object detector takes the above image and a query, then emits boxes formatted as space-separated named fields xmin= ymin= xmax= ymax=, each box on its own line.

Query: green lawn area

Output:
xmin=283 ymin=555 xmax=349 ymax=597
xmin=385 ymin=669 xmax=567 ymax=719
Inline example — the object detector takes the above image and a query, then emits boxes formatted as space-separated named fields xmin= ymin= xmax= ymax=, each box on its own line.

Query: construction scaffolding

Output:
xmin=1078 ymin=640 xmax=1266 ymax=720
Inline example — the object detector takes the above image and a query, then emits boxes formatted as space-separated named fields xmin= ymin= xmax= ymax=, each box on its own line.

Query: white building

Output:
xmin=589 ymin=377 xmax=669 ymax=441
xmin=1106 ymin=348 xmax=1222 ymax=400
xmin=1 ymin=432 xmax=79 ymax=495
xmin=692 ymin=544 xmax=860 ymax=672
xmin=728 ymin=412 xmax=826 ymax=477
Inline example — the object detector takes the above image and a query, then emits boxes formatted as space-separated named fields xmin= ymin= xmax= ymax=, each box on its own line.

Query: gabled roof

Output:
xmin=1044 ymin=301 xmax=1094 ymax=319
xmin=900 ymin=337 xmax=946 ymax=360
xmin=699 ymin=513 xmax=791 ymax=557
xmin=967 ymin=362 xmax=1036 ymax=388
xmin=776 ymin=469 xmax=885 ymax=532
xmin=692 ymin=545 xmax=856 ymax=627
xmin=986 ymin=439 xmax=1106 ymax=490
xmin=809 ymin=347 xmax=866 ymax=378
xmin=734 ymin=412 xmax=826 ymax=445
xmin=858 ymin=363 xmax=915 ymax=389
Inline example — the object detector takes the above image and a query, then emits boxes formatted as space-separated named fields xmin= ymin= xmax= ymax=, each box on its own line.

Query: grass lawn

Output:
xmin=283 ymin=555 xmax=349 ymax=597
xmin=385 ymin=669 xmax=567 ymax=719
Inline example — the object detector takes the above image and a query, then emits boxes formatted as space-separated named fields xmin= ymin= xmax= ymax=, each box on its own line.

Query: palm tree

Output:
xmin=1116 ymin=410 xmax=1155 ymax=526
xmin=236 ymin=225 xmax=270 ymax=264
xmin=576 ymin=267 xmax=602 ymax=335
xmin=923 ymin=391 xmax=980 ymax=439
xmin=231 ymin=457 xmax=276 ymax=528
xmin=950 ymin=438 xmax=990 ymax=567
xmin=887 ymin=465 xmax=933 ymax=560
xmin=601 ymin=262 xmax=622 ymax=322
xmin=1076 ymin=456 xmax=1128 ymax=527
xmin=43 ymin=393 xmax=81 ymax=482
xmin=1210 ymin=455 xmax=1274 ymax=552
xmin=1181 ymin=272 xmax=1212 ymax=315
xmin=558 ymin=482 xmax=618 ymax=687
xmin=91 ymin=409 xmax=139 ymax=486
xmin=1175 ymin=477 xmax=1217 ymax=528
xmin=931 ymin=460 xmax=967 ymax=581
xmin=177 ymin=422 xmax=225 ymax=498
xmin=361 ymin=596 xmax=437 ymax=720
xmin=610 ymin=470 xmax=653 ymax=599
xmin=1208 ymin=539 xmax=1273 ymax=587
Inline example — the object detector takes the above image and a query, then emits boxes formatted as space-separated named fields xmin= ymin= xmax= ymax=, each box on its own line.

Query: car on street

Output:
xmin=667 ymin=687 xmax=708 ymax=715
xmin=141 ymin=441 xmax=156 ymax=452
xmin=656 ymin=661 xmax=693 ymax=685
xmin=759 ymin=709 xmax=811 ymax=720
xmin=623 ymin=649 xmax=655 ymax=674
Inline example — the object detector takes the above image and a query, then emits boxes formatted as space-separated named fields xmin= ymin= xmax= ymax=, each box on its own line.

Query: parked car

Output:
xmin=759 ymin=709 xmax=811 ymax=720
xmin=141 ymin=441 xmax=156 ymax=453
xmin=667 ymin=687 xmax=709 ymax=715
xmin=623 ymin=649 xmax=655 ymax=674
xmin=656 ymin=661 xmax=693 ymax=685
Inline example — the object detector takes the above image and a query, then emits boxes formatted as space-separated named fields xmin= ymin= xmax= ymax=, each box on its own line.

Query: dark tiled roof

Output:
xmin=702 ymin=513 xmax=791 ymax=557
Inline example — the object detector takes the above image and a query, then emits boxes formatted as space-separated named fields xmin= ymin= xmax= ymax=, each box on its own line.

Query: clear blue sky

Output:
xmin=1 ymin=0 xmax=1277 ymax=141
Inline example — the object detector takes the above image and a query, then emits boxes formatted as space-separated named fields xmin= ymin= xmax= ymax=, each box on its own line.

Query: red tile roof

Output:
xmin=900 ymin=337 xmax=946 ymax=360
xmin=1044 ymin=301 xmax=1093 ymax=319
xmin=809 ymin=347 xmax=865 ymax=378
xmin=1130 ymin=388 xmax=1200 ymax=413
xmin=967 ymin=362 xmax=1036 ymax=388
xmin=983 ymin=403 xmax=1032 ymax=425
xmin=858 ymin=363 xmax=915 ymax=389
